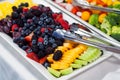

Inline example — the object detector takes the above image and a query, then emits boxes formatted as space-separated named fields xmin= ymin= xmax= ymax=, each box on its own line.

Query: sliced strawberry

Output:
xmin=32 ymin=54 xmax=39 ymax=62
xmin=52 ymin=13 xmax=58 ymax=19
xmin=11 ymin=24 xmax=18 ymax=32
xmin=26 ymin=52 xmax=35 ymax=59
xmin=39 ymin=56 xmax=47 ymax=64
xmin=23 ymin=7 xmax=28 ymax=12
xmin=38 ymin=37 xmax=44 ymax=43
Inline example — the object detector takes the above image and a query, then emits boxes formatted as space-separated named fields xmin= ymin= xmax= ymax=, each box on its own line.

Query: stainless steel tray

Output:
xmin=45 ymin=0 xmax=120 ymax=47
xmin=0 ymin=0 xmax=116 ymax=80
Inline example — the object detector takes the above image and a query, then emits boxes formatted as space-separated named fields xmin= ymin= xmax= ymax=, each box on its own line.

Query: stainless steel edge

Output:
xmin=45 ymin=0 xmax=120 ymax=47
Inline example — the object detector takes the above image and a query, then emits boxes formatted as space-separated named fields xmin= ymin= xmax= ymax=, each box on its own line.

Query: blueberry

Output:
xmin=39 ymin=17 xmax=44 ymax=21
xmin=32 ymin=40 xmax=37 ymax=45
xmin=52 ymin=43 xmax=57 ymax=49
xmin=38 ymin=21 xmax=43 ymax=26
xmin=22 ymin=45 xmax=29 ymax=50
xmin=27 ymin=48 xmax=32 ymax=53
xmin=49 ymin=37 xmax=55 ymax=44
xmin=44 ymin=35 xmax=48 ymax=40
xmin=43 ymin=40 xmax=48 ymax=45
xmin=29 ymin=26 xmax=34 ymax=30
xmin=24 ymin=23 xmax=30 ymax=28
xmin=43 ymin=62 xmax=50 ymax=68
xmin=32 ymin=35 xmax=38 ymax=40
xmin=38 ymin=43 xmax=44 ymax=50
xmin=56 ymin=40 xmax=63 ymax=46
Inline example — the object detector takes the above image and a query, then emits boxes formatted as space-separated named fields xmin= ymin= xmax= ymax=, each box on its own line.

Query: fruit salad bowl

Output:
xmin=46 ymin=0 xmax=120 ymax=47
xmin=0 ymin=0 xmax=114 ymax=80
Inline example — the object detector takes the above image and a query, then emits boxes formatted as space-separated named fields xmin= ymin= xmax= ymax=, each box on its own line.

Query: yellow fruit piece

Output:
xmin=47 ymin=54 xmax=54 ymax=63
xmin=98 ymin=13 xmax=107 ymax=23
xmin=102 ymin=0 xmax=107 ymax=4
xmin=91 ymin=9 xmax=101 ymax=14
xmin=113 ymin=1 xmax=120 ymax=5
xmin=106 ymin=0 xmax=113 ymax=6
xmin=81 ymin=11 xmax=91 ymax=21
xmin=50 ymin=44 xmax=88 ymax=69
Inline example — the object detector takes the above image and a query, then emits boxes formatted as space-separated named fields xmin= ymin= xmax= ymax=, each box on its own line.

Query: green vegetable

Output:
xmin=111 ymin=26 xmax=120 ymax=41
xmin=89 ymin=14 xmax=99 ymax=28
xmin=113 ymin=4 xmax=120 ymax=10
xmin=100 ymin=17 xmax=112 ymax=35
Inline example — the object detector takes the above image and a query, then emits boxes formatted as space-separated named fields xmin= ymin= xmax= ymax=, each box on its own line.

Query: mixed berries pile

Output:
xmin=0 ymin=3 xmax=71 ymax=66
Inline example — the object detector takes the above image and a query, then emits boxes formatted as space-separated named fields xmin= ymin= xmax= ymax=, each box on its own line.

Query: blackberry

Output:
xmin=12 ymin=6 xmax=17 ymax=11
xmin=17 ymin=7 xmax=23 ymax=13
xmin=32 ymin=9 xmax=41 ymax=16
xmin=37 ymin=51 xmax=46 ymax=59
xmin=38 ymin=43 xmax=44 ymax=50
xmin=24 ymin=2 xmax=29 ymax=7
xmin=16 ymin=19 xmax=24 ymax=27
xmin=45 ymin=47 xmax=54 ymax=54
xmin=53 ymin=50 xmax=63 ymax=61
xmin=25 ymin=12 xmax=34 ymax=19
xmin=31 ymin=45 xmax=39 ymax=53
xmin=55 ymin=40 xmax=63 ymax=46
xmin=12 ymin=12 xmax=19 ymax=19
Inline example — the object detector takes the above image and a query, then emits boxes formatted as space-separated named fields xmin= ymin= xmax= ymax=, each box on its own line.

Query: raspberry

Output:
xmin=40 ymin=28 xmax=45 ymax=33
xmin=11 ymin=24 xmax=19 ymax=32
xmin=23 ymin=8 xmax=28 ymax=12
xmin=38 ymin=37 xmax=44 ymax=43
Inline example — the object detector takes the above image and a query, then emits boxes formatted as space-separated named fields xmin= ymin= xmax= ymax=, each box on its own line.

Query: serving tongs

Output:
xmin=73 ymin=0 xmax=120 ymax=14
xmin=53 ymin=29 xmax=120 ymax=54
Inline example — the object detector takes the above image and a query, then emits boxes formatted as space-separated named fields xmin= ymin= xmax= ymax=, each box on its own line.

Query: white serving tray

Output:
xmin=45 ymin=0 xmax=120 ymax=47
xmin=0 ymin=0 xmax=115 ymax=80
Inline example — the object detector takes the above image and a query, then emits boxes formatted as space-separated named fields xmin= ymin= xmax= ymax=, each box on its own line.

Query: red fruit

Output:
xmin=52 ymin=13 xmax=58 ymax=19
xmin=32 ymin=54 xmax=39 ymax=62
xmin=11 ymin=24 xmax=18 ymax=31
xmin=31 ymin=6 xmax=39 ymax=10
xmin=40 ymin=28 xmax=45 ymax=33
xmin=23 ymin=7 xmax=28 ymax=12
xmin=57 ymin=18 xmax=69 ymax=30
xmin=26 ymin=52 xmax=35 ymax=59
xmin=39 ymin=56 xmax=47 ymax=64
xmin=38 ymin=37 xmax=44 ymax=43
xmin=25 ymin=36 xmax=32 ymax=42
xmin=26 ymin=52 xmax=39 ymax=62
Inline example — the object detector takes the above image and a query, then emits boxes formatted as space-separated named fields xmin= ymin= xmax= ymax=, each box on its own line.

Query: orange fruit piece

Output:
xmin=81 ymin=11 xmax=91 ymax=21
xmin=98 ymin=13 xmax=107 ymax=23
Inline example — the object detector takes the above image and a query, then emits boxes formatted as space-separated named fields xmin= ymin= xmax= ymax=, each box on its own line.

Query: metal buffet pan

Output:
xmin=45 ymin=0 xmax=120 ymax=47
xmin=0 ymin=0 xmax=115 ymax=80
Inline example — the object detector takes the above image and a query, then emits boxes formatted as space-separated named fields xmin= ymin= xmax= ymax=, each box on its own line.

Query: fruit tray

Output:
xmin=0 ymin=0 xmax=115 ymax=80
xmin=45 ymin=0 xmax=120 ymax=47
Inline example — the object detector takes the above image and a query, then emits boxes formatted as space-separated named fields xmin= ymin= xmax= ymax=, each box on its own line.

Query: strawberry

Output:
xmin=39 ymin=56 xmax=47 ymax=64
xmin=31 ymin=6 xmax=39 ymax=10
xmin=26 ymin=52 xmax=39 ymax=62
